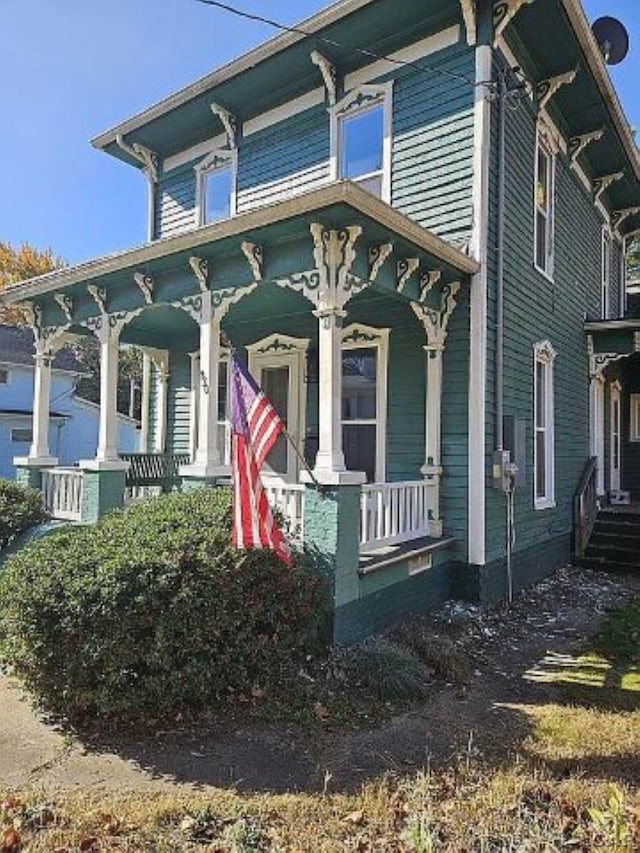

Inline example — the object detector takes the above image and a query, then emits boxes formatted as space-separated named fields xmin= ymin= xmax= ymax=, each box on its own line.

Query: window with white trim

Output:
xmin=533 ymin=341 xmax=556 ymax=509
xmin=341 ymin=325 xmax=389 ymax=483
xmin=332 ymin=83 xmax=393 ymax=202
xmin=601 ymin=228 xmax=611 ymax=319
xmin=631 ymin=394 xmax=640 ymax=443
xmin=0 ymin=368 xmax=8 ymax=384
xmin=534 ymin=133 xmax=555 ymax=278
xmin=11 ymin=427 xmax=33 ymax=444
xmin=196 ymin=150 xmax=235 ymax=226
xmin=619 ymin=240 xmax=627 ymax=318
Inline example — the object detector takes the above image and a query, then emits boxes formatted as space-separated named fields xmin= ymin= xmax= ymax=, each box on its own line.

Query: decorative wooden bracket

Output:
xmin=87 ymin=284 xmax=107 ymax=314
xmin=241 ymin=242 xmax=264 ymax=281
xmin=611 ymin=207 xmax=640 ymax=233
xmin=210 ymin=102 xmax=238 ymax=148
xmin=189 ymin=256 xmax=209 ymax=293
xmin=115 ymin=134 xmax=159 ymax=182
xmin=133 ymin=272 xmax=154 ymax=305
xmin=310 ymin=223 xmax=363 ymax=312
xmin=459 ymin=0 xmax=477 ymax=46
xmin=53 ymin=293 xmax=74 ymax=323
xmin=396 ymin=259 xmax=420 ymax=294
xmin=368 ymin=243 xmax=393 ymax=282
xmin=593 ymin=171 xmax=624 ymax=203
xmin=536 ymin=69 xmax=577 ymax=110
xmin=569 ymin=128 xmax=605 ymax=164
xmin=311 ymin=50 xmax=337 ymax=105
xmin=493 ymin=0 xmax=535 ymax=44
xmin=412 ymin=282 xmax=461 ymax=348
xmin=587 ymin=334 xmax=628 ymax=378
xmin=419 ymin=270 xmax=442 ymax=303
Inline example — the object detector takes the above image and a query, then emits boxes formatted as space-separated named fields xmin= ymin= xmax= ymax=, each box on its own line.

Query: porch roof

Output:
xmin=586 ymin=318 xmax=640 ymax=361
xmin=1 ymin=183 xmax=478 ymax=308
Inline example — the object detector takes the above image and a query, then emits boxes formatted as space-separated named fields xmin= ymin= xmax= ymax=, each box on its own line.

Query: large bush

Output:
xmin=0 ymin=489 xmax=325 ymax=723
xmin=0 ymin=478 xmax=47 ymax=551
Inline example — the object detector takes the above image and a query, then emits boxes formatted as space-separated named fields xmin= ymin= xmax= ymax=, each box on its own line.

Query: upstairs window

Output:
xmin=332 ymin=82 xmax=393 ymax=203
xmin=534 ymin=134 xmax=555 ymax=278
xmin=534 ymin=341 xmax=557 ymax=510
xmin=601 ymin=228 xmax=611 ymax=319
xmin=196 ymin=150 xmax=235 ymax=226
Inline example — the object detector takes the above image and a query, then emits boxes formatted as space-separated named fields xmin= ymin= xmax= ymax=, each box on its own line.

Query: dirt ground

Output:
xmin=1 ymin=565 xmax=638 ymax=797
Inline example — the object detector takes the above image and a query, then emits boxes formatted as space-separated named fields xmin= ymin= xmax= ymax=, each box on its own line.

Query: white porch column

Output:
xmin=422 ymin=343 xmax=445 ymax=537
xmin=154 ymin=354 xmax=169 ymax=453
xmin=96 ymin=329 xmax=121 ymax=463
xmin=140 ymin=352 xmax=151 ymax=452
xmin=28 ymin=349 xmax=57 ymax=465
xmin=313 ymin=307 xmax=349 ymax=478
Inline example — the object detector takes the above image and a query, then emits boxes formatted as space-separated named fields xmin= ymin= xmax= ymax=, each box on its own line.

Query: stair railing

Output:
xmin=573 ymin=456 xmax=598 ymax=558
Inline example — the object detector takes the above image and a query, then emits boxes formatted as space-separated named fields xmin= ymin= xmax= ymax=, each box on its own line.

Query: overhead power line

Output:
xmin=195 ymin=0 xmax=477 ymax=87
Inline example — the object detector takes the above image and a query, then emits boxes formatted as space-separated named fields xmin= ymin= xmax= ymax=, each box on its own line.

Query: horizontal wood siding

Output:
xmin=155 ymin=162 xmax=197 ymax=239
xmin=166 ymin=352 xmax=192 ymax=454
xmin=484 ymin=60 xmax=608 ymax=567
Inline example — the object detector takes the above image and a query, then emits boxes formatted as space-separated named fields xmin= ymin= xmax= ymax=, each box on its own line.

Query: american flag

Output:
xmin=230 ymin=354 xmax=292 ymax=566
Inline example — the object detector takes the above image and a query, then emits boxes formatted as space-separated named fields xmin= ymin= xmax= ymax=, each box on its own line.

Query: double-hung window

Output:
xmin=601 ymin=228 xmax=611 ymax=319
xmin=630 ymin=394 xmax=640 ymax=443
xmin=534 ymin=134 xmax=555 ymax=278
xmin=196 ymin=150 xmax=235 ymax=226
xmin=534 ymin=341 xmax=556 ymax=509
xmin=341 ymin=325 xmax=389 ymax=483
xmin=333 ymin=83 xmax=393 ymax=202
xmin=0 ymin=368 xmax=8 ymax=384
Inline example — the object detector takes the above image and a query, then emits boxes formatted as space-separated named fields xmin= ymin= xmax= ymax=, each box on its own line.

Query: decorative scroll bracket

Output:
xmin=87 ymin=284 xmax=107 ymax=315
xmin=115 ymin=134 xmax=159 ymax=183
xmin=241 ymin=242 xmax=264 ymax=282
xmin=396 ymin=258 xmax=420 ymax=294
xmin=311 ymin=50 xmax=338 ymax=105
xmin=611 ymin=207 xmax=640 ymax=234
xmin=569 ymin=128 xmax=605 ymax=164
xmin=309 ymin=223 xmax=364 ymax=313
xmin=210 ymin=102 xmax=238 ymax=148
xmin=133 ymin=272 xmax=154 ymax=305
xmin=593 ymin=171 xmax=624 ymax=203
xmin=459 ymin=0 xmax=477 ymax=45
xmin=419 ymin=270 xmax=442 ymax=303
xmin=53 ymin=293 xmax=74 ymax=324
xmin=587 ymin=334 xmax=628 ymax=379
xmin=368 ymin=243 xmax=393 ymax=283
xmin=173 ymin=282 xmax=259 ymax=326
xmin=493 ymin=0 xmax=535 ymax=44
xmin=536 ymin=68 xmax=577 ymax=111
xmin=189 ymin=256 xmax=209 ymax=293
xmin=411 ymin=282 xmax=461 ymax=349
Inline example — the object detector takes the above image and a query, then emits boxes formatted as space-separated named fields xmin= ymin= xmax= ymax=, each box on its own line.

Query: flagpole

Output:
xmin=222 ymin=331 xmax=324 ymax=491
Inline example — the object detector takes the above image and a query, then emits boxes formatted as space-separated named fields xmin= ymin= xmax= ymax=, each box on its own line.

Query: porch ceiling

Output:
xmin=1 ymin=183 xmax=478 ymax=332
xmin=586 ymin=318 xmax=640 ymax=360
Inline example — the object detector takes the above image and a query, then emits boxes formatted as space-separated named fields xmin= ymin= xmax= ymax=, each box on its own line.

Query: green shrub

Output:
xmin=0 ymin=478 xmax=47 ymax=551
xmin=338 ymin=638 xmax=430 ymax=701
xmin=0 ymin=489 xmax=325 ymax=724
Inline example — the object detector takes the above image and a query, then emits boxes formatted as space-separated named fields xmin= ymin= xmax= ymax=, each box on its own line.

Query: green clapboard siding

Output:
xmin=156 ymin=38 xmax=475 ymax=247
xmin=166 ymin=352 xmax=193 ymax=455
xmin=484 ymin=57 xmax=608 ymax=567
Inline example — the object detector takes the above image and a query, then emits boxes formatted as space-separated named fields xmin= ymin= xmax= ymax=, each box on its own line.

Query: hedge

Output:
xmin=0 ymin=478 xmax=47 ymax=551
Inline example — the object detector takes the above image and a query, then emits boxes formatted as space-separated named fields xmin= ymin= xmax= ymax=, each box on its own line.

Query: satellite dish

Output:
xmin=592 ymin=16 xmax=629 ymax=65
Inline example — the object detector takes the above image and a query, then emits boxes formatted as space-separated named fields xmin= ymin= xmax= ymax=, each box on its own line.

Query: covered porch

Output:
xmin=5 ymin=183 xmax=477 ymax=639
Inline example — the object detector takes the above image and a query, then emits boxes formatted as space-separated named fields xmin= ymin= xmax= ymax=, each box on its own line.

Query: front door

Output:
xmin=247 ymin=335 xmax=308 ymax=483
xmin=610 ymin=382 xmax=622 ymax=493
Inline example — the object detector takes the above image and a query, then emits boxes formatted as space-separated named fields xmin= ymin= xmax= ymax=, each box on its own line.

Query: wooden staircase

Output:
xmin=576 ymin=509 xmax=640 ymax=574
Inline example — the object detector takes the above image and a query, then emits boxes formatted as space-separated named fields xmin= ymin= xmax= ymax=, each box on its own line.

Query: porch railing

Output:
xmin=264 ymin=482 xmax=305 ymax=543
xmin=573 ymin=456 xmax=598 ymax=558
xmin=41 ymin=467 xmax=83 ymax=522
xmin=120 ymin=453 xmax=191 ymax=495
xmin=360 ymin=480 xmax=433 ymax=553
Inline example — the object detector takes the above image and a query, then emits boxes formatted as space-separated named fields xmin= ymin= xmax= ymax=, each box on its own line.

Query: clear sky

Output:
xmin=0 ymin=0 xmax=637 ymax=264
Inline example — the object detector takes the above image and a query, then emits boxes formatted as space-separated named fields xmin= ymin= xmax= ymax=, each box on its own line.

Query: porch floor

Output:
xmin=358 ymin=536 xmax=455 ymax=576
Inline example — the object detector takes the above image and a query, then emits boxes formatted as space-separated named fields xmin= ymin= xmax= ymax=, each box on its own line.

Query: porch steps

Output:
xmin=576 ymin=509 xmax=640 ymax=575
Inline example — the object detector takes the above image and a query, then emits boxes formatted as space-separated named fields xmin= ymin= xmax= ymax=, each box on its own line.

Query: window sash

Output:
xmin=534 ymin=137 xmax=554 ymax=276
xmin=534 ymin=351 xmax=555 ymax=507
xmin=339 ymin=104 xmax=384 ymax=185
xmin=202 ymin=165 xmax=233 ymax=224
xmin=631 ymin=394 xmax=640 ymax=442
xmin=601 ymin=231 xmax=611 ymax=319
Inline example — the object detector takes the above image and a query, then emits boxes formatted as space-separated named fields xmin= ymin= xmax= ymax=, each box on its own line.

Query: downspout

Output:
xmin=495 ymin=71 xmax=507 ymax=454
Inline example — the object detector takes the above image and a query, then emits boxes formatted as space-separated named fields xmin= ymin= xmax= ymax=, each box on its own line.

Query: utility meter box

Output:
xmin=503 ymin=416 xmax=526 ymax=488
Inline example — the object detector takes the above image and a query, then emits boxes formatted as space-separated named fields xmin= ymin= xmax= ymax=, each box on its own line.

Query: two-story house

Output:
xmin=0 ymin=325 xmax=139 ymax=481
xmin=3 ymin=0 xmax=639 ymax=641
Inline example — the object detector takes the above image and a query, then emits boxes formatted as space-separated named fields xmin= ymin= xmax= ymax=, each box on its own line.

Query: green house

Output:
xmin=4 ymin=0 xmax=640 ymax=642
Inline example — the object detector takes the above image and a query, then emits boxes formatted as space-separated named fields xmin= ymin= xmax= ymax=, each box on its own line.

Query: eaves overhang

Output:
xmin=1 ymin=182 xmax=478 ymax=306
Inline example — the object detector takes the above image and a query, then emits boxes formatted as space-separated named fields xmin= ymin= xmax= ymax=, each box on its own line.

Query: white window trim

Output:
xmin=601 ymin=226 xmax=612 ymax=319
xmin=247 ymin=334 xmax=309 ymax=484
xmin=329 ymin=81 xmax=393 ymax=204
xmin=194 ymin=147 xmax=238 ymax=227
xmin=591 ymin=374 xmax=606 ymax=495
xmin=533 ymin=340 xmax=556 ymax=510
xmin=341 ymin=323 xmax=389 ymax=483
xmin=189 ymin=348 xmax=232 ymax=464
xmin=0 ymin=366 xmax=10 ymax=385
xmin=11 ymin=427 xmax=33 ymax=444
xmin=619 ymin=237 xmax=627 ymax=318
xmin=533 ymin=129 xmax=556 ymax=282
xmin=630 ymin=393 xmax=640 ymax=443
xmin=610 ymin=380 xmax=622 ymax=492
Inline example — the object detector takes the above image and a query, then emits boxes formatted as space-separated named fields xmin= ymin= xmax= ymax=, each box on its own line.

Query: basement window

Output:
xmin=534 ymin=340 xmax=557 ymax=510
xmin=534 ymin=134 xmax=555 ymax=279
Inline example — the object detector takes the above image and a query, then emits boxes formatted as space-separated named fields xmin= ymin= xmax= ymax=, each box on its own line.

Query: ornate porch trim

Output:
xmin=536 ymin=69 xmax=577 ymax=111
xmin=189 ymin=256 xmax=209 ymax=292
xmin=587 ymin=334 xmax=628 ymax=379
xmin=240 ymin=241 xmax=264 ymax=281
xmin=115 ymin=134 xmax=159 ymax=183
xmin=569 ymin=128 xmax=605 ymax=164
xmin=411 ymin=282 xmax=461 ymax=348
xmin=210 ymin=102 xmax=238 ymax=148
xmin=593 ymin=172 xmax=624 ymax=203
xmin=311 ymin=50 xmax=337 ymax=105
xmin=493 ymin=0 xmax=535 ymax=44
xmin=396 ymin=258 xmax=420 ymax=294
xmin=368 ymin=243 xmax=394 ymax=283
xmin=459 ymin=0 xmax=477 ymax=45
xmin=133 ymin=272 xmax=154 ymax=305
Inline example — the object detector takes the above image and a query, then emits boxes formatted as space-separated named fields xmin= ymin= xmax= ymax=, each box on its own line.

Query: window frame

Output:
xmin=601 ymin=227 xmax=612 ymax=319
xmin=0 ymin=367 xmax=9 ymax=385
xmin=533 ymin=340 xmax=557 ymax=510
xmin=11 ymin=427 xmax=33 ymax=444
xmin=194 ymin=147 xmax=237 ymax=227
xmin=533 ymin=131 xmax=556 ymax=280
xmin=189 ymin=349 xmax=232 ymax=465
xmin=341 ymin=324 xmax=389 ymax=483
xmin=630 ymin=394 xmax=640 ymax=443
xmin=330 ymin=82 xmax=393 ymax=204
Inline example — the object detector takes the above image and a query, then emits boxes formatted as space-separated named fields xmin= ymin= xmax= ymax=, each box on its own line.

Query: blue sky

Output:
xmin=0 ymin=0 xmax=637 ymax=264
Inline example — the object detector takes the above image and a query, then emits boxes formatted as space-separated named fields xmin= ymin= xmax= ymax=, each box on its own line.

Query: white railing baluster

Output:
xmin=360 ymin=480 xmax=434 ymax=553
xmin=264 ymin=483 xmax=305 ymax=545
xmin=41 ymin=468 xmax=83 ymax=522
